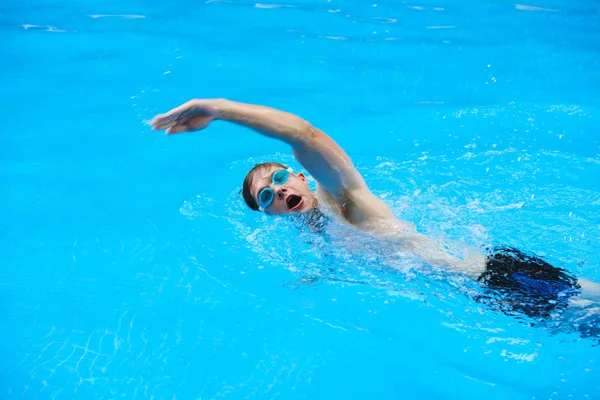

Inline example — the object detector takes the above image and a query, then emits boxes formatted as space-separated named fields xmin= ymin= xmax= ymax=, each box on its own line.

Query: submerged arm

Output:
xmin=398 ymin=233 xmax=486 ymax=278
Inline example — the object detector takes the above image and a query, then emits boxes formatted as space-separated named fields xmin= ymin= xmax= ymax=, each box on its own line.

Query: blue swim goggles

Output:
xmin=258 ymin=169 xmax=291 ymax=210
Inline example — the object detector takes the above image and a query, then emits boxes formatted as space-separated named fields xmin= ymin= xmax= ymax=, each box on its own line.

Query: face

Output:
xmin=250 ymin=166 xmax=318 ymax=215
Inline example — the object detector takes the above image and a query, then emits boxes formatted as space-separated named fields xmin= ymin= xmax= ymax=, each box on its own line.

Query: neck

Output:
xmin=290 ymin=208 xmax=328 ymax=233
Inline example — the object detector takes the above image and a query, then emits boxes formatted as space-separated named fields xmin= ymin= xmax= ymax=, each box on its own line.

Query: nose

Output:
xmin=275 ymin=187 xmax=287 ymax=200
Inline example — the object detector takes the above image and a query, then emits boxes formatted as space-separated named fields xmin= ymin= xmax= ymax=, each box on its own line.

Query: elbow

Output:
xmin=306 ymin=124 xmax=319 ymax=140
xmin=297 ymin=124 xmax=320 ymax=147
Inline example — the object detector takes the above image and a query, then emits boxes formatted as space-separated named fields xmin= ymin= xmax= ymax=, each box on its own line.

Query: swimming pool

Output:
xmin=2 ymin=0 xmax=599 ymax=398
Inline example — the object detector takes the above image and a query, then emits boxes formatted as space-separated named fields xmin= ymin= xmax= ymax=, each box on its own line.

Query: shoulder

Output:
xmin=316 ymin=184 xmax=398 ymax=229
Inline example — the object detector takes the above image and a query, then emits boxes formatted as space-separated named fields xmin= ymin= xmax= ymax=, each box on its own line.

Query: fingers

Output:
xmin=165 ymin=124 xmax=191 ymax=134
xmin=158 ymin=116 xmax=208 ymax=134
xmin=151 ymin=101 xmax=204 ymax=130
xmin=150 ymin=100 xmax=211 ymax=132
xmin=150 ymin=101 xmax=190 ymax=129
xmin=151 ymin=113 xmax=178 ymax=131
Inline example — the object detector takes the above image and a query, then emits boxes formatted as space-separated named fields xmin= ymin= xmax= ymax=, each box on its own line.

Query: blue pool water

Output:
xmin=2 ymin=0 xmax=600 ymax=398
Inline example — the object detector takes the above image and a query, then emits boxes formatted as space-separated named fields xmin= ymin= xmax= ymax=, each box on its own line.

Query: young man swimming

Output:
xmin=151 ymin=98 xmax=600 ymax=319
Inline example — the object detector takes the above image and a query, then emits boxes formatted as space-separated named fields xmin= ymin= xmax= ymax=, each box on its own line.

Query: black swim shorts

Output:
xmin=477 ymin=247 xmax=581 ymax=318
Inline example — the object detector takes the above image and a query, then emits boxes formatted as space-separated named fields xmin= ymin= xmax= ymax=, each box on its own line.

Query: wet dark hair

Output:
xmin=241 ymin=162 xmax=288 ymax=211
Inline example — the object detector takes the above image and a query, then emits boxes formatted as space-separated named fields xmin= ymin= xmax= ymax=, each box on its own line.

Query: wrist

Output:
xmin=205 ymin=98 xmax=230 ymax=120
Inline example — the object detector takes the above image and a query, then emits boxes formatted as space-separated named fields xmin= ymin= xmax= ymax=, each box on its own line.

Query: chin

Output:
xmin=297 ymin=201 xmax=317 ymax=214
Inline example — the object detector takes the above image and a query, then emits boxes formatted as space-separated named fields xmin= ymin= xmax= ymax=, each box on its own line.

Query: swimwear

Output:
xmin=478 ymin=247 xmax=581 ymax=318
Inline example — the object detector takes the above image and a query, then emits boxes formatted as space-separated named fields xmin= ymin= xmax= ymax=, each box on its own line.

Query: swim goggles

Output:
xmin=258 ymin=169 xmax=291 ymax=210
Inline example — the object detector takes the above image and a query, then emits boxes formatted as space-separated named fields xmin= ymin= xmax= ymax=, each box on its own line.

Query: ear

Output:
xmin=297 ymin=172 xmax=308 ymax=185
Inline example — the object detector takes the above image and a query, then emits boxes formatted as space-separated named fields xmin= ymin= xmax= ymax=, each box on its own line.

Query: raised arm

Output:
xmin=151 ymin=99 xmax=390 ymax=218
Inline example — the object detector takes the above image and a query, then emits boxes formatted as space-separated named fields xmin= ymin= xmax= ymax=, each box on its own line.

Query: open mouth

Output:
xmin=286 ymin=194 xmax=302 ymax=211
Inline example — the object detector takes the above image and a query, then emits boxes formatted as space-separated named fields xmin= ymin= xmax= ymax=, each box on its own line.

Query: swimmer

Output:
xmin=151 ymin=98 xmax=600 ymax=318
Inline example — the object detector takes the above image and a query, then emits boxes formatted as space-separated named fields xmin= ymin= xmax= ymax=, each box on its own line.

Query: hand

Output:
xmin=150 ymin=99 xmax=220 ymax=134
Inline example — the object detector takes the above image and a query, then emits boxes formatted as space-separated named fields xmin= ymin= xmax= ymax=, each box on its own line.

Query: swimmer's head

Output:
xmin=242 ymin=162 xmax=318 ymax=215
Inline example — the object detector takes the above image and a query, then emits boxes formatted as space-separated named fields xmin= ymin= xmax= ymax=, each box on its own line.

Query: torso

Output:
xmin=315 ymin=183 xmax=487 ymax=278
xmin=315 ymin=183 xmax=416 ymax=236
